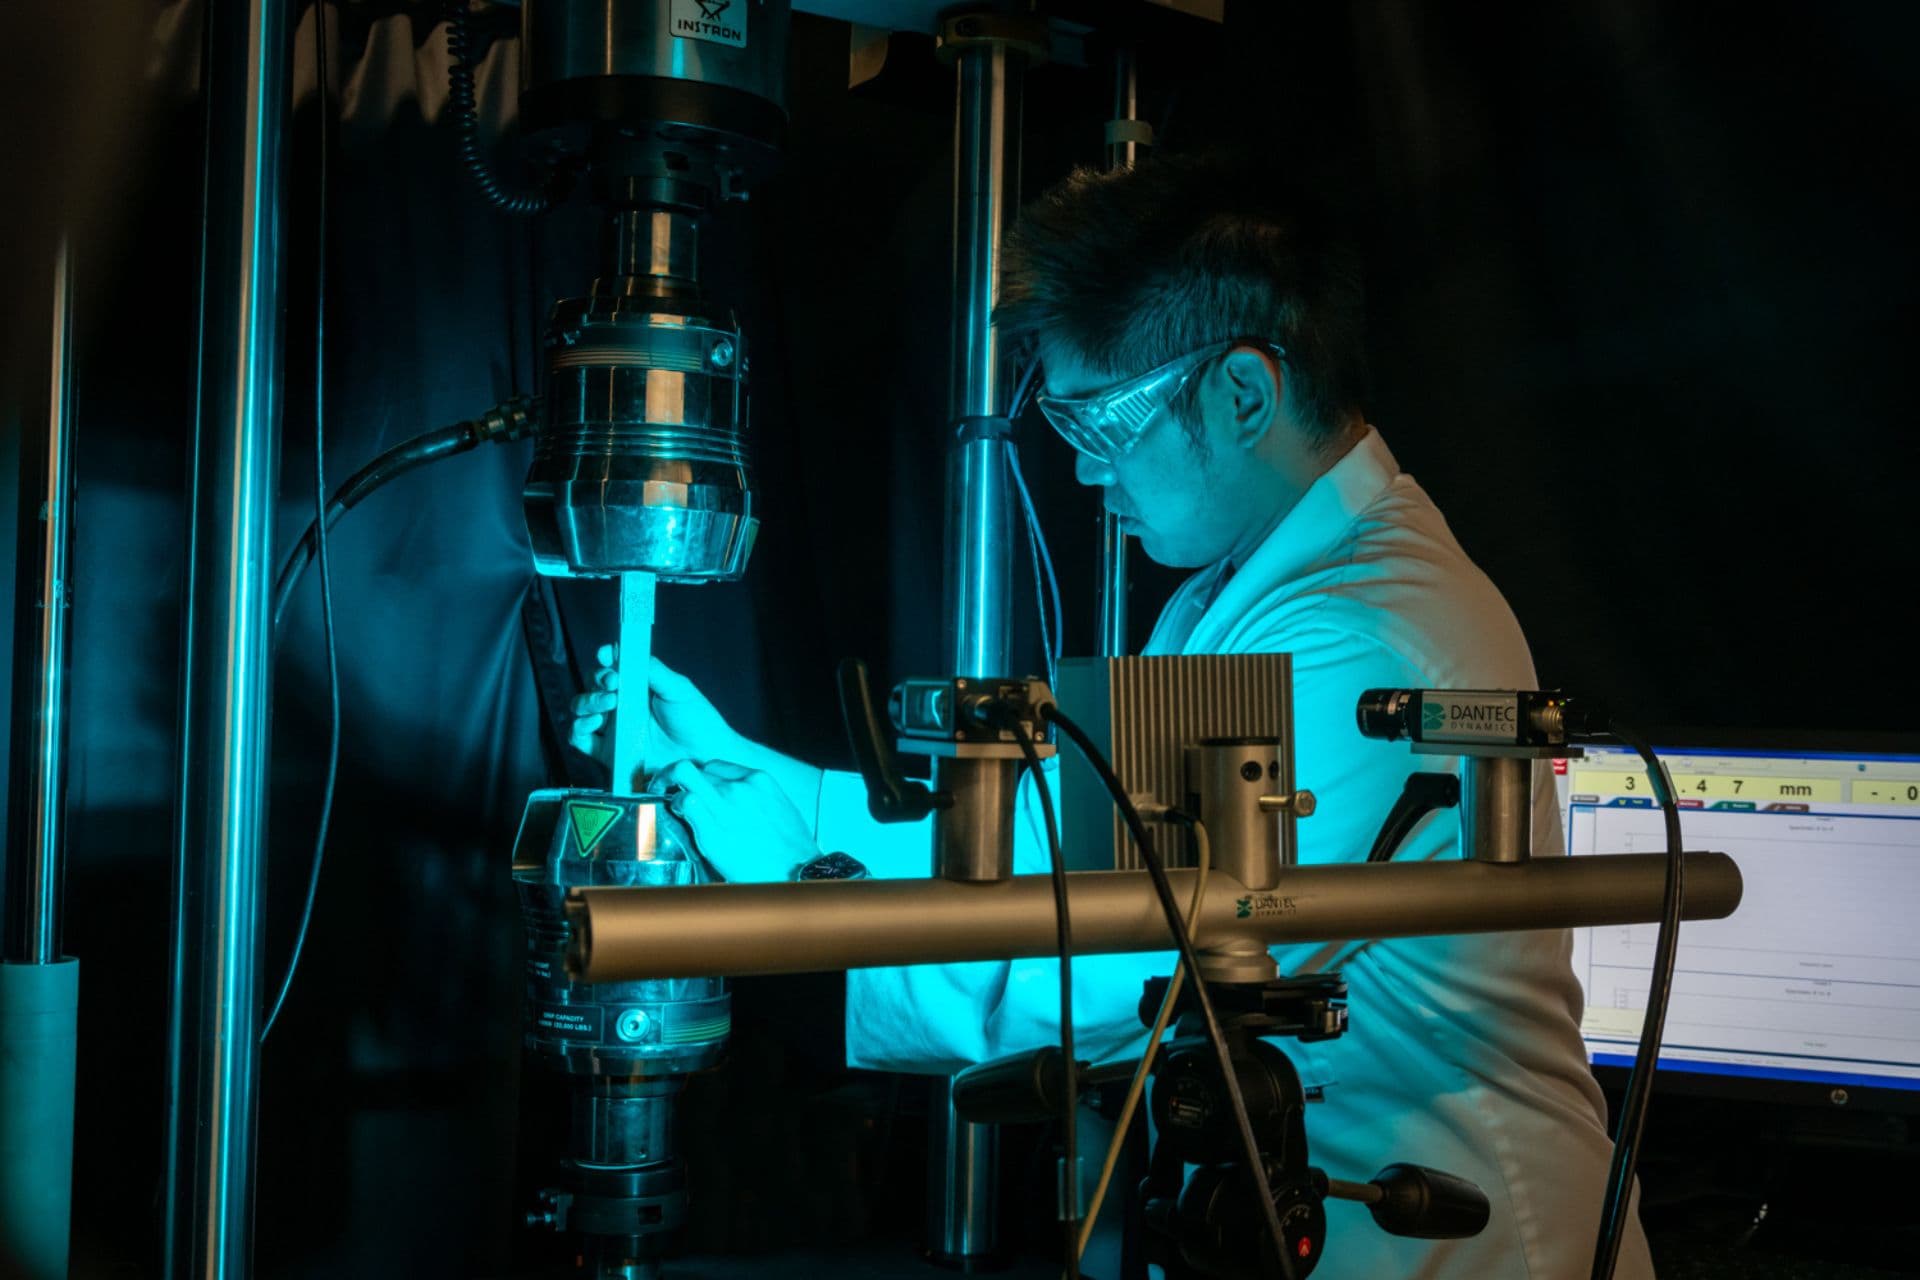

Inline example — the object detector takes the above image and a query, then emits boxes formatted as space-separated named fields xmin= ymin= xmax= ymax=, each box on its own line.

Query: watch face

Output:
xmin=800 ymin=852 xmax=869 ymax=881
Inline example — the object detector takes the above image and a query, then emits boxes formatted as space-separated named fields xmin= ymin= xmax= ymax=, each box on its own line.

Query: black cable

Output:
xmin=997 ymin=710 xmax=1080 ymax=1280
xmin=1006 ymin=353 xmax=1061 ymax=689
xmin=264 ymin=0 xmax=341 ymax=1042
xmin=1366 ymin=772 xmax=1461 ymax=863
xmin=1042 ymin=704 xmax=1299 ymax=1280
xmin=271 ymin=423 xmax=478 ymax=632
xmin=1588 ymin=723 xmax=1685 ymax=1280
xmin=444 ymin=0 xmax=564 ymax=215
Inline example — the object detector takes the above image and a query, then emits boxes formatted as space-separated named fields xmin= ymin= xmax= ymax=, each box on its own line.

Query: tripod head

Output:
xmin=1134 ymin=968 xmax=1487 ymax=1280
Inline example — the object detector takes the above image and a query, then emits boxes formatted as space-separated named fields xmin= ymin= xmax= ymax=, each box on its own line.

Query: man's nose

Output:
xmin=1074 ymin=450 xmax=1115 ymax=488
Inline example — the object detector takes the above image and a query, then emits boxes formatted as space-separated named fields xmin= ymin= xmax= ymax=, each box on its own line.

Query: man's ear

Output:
xmin=1213 ymin=346 xmax=1282 ymax=449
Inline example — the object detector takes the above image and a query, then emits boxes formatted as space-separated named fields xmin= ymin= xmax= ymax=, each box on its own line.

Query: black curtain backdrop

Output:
xmin=13 ymin=1 xmax=1916 ymax=1275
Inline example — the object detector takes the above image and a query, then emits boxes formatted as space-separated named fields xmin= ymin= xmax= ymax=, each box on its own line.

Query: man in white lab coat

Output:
xmin=582 ymin=154 xmax=1653 ymax=1278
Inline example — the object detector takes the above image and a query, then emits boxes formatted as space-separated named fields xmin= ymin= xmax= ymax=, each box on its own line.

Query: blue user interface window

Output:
xmin=1556 ymin=745 xmax=1920 ymax=1094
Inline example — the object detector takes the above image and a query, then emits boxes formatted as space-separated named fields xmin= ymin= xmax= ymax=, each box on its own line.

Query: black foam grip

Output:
xmin=1367 ymin=1163 xmax=1490 ymax=1240
xmin=952 ymin=1047 xmax=1073 ymax=1125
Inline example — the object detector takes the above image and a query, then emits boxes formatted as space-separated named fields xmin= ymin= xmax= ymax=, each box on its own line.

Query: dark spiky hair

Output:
xmin=998 ymin=150 xmax=1368 ymax=443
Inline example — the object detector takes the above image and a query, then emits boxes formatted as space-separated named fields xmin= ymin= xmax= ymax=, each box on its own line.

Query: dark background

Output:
xmin=3 ymin=0 xmax=1917 ymax=1276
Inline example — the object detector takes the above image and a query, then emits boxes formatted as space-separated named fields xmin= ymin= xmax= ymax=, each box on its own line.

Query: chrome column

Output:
xmin=0 ymin=233 xmax=81 ymax=1280
xmin=5 ymin=234 xmax=76 ymax=966
xmin=163 ymin=0 xmax=288 ymax=1271
xmin=944 ymin=36 xmax=1021 ymax=681
xmin=932 ymin=11 xmax=1040 ymax=1265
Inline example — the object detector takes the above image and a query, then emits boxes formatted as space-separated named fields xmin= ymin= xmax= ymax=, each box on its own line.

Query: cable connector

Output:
xmin=1132 ymin=797 xmax=1178 ymax=822
xmin=471 ymin=394 xmax=539 ymax=444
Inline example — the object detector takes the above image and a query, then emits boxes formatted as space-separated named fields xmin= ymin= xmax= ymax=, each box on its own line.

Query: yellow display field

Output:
xmin=1851 ymin=780 xmax=1920 ymax=806
xmin=1582 ymin=1006 xmax=1645 ymax=1037
xmin=1572 ymin=771 xmax=1842 ymax=803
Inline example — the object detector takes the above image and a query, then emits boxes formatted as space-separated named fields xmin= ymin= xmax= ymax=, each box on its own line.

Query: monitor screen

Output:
xmin=1554 ymin=740 xmax=1920 ymax=1102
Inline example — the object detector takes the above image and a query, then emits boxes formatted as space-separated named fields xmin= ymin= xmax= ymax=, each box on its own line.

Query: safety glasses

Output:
xmin=1034 ymin=339 xmax=1284 ymax=463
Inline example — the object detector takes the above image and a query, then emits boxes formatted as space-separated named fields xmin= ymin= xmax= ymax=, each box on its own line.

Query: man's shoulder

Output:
xmin=1224 ymin=516 xmax=1535 ymax=690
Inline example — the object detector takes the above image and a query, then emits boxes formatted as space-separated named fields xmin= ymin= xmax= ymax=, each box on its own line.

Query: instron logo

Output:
xmin=1422 ymin=701 xmax=1447 ymax=732
xmin=671 ymin=0 xmax=746 ymax=47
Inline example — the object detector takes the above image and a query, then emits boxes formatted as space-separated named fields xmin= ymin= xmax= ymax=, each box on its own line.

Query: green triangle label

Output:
xmin=567 ymin=802 xmax=622 ymax=858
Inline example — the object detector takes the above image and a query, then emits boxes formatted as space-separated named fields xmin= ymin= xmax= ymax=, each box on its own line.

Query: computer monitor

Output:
xmin=1553 ymin=734 xmax=1920 ymax=1110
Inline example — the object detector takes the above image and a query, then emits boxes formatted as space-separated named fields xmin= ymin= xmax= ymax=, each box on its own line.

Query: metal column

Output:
xmin=930 ymin=11 xmax=1038 ymax=1267
xmin=1094 ymin=46 xmax=1148 ymax=659
xmin=943 ymin=37 xmax=1021 ymax=681
xmin=5 ymin=235 xmax=77 ymax=964
xmin=1460 ymin=756 xmax=1534 ymax=864
xmin=162 ymin=0 xmax=289 ymax=1272
xmin=1 ymin=233 xmax=81 ymax=1280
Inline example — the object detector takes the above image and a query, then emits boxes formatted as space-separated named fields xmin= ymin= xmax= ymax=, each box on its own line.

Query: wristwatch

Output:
xmin=794 ymin=851 xmax=869 ymax=882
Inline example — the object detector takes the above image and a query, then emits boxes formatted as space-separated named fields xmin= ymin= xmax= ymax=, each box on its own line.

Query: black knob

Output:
xmin=1365 ymin=1163 xmax=1489 ymax=1239
xmin=952 ymin=1047 xmax=1079 ymax=1124
xmin=836 ymin=658 xmax=948 ymax=823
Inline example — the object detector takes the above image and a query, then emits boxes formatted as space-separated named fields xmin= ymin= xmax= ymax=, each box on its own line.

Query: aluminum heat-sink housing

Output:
xmin=1054 ymin=654 xmax=1295 ymax=871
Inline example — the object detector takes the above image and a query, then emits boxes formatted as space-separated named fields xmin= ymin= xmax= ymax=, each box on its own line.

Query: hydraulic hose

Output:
xmin=272 ymin=396 xmax=536 ymax=632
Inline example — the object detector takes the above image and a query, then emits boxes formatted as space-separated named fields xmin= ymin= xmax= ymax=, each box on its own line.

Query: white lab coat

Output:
xmin=816 ymin=429 xmax=1654 ymax=1279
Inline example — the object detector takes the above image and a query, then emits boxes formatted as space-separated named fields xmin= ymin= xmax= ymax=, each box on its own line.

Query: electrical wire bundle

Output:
xmin=987 ymin=704 xmax=1082 ymax=1279
xmin=1035 ymin=701 xmax=1304 ymax=1280
xmin=1077 ymin=811 xmax=1211 ymax=1262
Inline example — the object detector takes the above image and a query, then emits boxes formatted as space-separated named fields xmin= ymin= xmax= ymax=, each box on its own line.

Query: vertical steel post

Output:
xmin=1095 ymin=46 xmax=1147 ymax=659
xmin=1460 ymin=756 xmax=1534 ymax=864
xmin=944 ymin=40 xmax=1020 ymax=682
xmin=930 ymin=13 xmax=1037 ymax=1266
xmin=5 ymin=234 xmax=76 ymax=965
xmin=0 ymin=233 xmax=82 ymax=1280
xmin=162 ymin=0 xmax=288 ymax=1272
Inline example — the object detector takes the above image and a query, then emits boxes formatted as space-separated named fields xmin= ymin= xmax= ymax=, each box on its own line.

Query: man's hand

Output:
xmin=651 ymin=759 xmax=819 ymax=884
xmin=569 ymin=647 xmax=755 ymax=783
xmin=569 ymin=646 xmax=827 ymax=824
xmin=567 ymin=645 xmax=621 ymax=766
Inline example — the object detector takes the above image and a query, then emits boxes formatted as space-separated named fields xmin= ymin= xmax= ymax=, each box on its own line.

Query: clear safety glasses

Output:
xmin=1034 ymin=339 xmax=1284 ymax=463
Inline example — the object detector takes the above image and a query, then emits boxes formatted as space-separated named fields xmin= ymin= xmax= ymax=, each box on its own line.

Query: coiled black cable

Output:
xmin=444 ymin=0 xmax=564 ymax=215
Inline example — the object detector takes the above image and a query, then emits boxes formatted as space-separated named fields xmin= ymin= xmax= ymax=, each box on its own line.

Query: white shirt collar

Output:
xmin=1249 ymin=425 xmax=1399 ymax=577
xmin=1153 ymin=427 xmax=1400 ymax=654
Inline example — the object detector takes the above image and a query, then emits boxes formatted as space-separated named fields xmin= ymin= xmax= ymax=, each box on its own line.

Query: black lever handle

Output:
xmin=1366 ymin=771 xmax=1462 ymax=863
xmin=836 ymin=658 xmax=948 ymax=824
xmin=953 ymin=1047 xmax=1078 ymax=1124
xmin=952 ymin=1047 xmax=1136 ymax=1124
xmin=1324 ymin=1163 xmax=1489 ymax=1239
